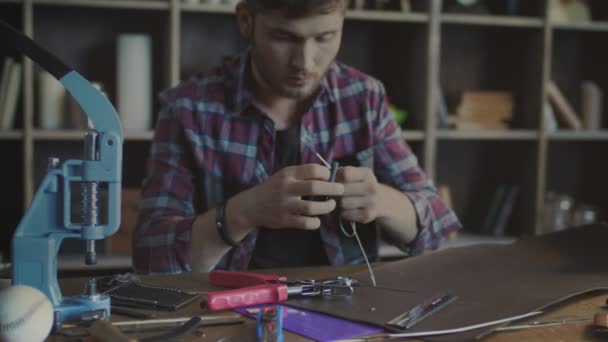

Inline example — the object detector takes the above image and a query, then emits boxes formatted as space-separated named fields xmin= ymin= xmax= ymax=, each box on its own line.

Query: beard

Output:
xmin=250 ymin=45 xmax=331 ymax=100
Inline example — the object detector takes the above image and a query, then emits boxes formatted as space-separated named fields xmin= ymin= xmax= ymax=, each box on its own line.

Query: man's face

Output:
xmin=248 ymin=7 xmax=344 ymax=99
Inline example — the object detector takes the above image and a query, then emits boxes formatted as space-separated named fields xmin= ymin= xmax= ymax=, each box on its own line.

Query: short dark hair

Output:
xmin=241 ymin=0 xmax=345 ymax=18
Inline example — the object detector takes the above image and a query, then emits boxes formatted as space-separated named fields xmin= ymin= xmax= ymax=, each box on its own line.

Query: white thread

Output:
xmin=340 ymin=218 xmax=377 ymax=287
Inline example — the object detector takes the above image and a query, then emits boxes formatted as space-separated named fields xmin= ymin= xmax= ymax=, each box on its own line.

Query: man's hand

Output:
xmin=232 ymin=163 xmax=345 ymax=231
xmin=336 ymin=165 xmax=419 ymax=243
xmin=336 ymin=166 xmax=383 ymax=224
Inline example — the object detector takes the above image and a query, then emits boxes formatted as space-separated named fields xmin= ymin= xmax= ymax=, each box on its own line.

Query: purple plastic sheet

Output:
xmin=235 ymin=304 xmax=383 ymax=341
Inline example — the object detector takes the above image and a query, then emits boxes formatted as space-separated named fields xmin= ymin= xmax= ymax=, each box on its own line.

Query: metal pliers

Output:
xmin=202 ymin=270 xmax=358 ymax=311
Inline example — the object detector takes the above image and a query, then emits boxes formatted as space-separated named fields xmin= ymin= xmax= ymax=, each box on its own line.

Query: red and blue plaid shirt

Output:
xmin=132 ymin=53 xmax=462 ymax=274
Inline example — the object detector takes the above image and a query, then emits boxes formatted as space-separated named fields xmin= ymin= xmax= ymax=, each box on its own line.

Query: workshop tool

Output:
xmin=90 ymin=320 xmax=137 ymax=342
xmin=1 ymin=20 xmax=123 ymax=325
xmin=236 ymin=304 xmax=384 ymax=342
xmin=495 ymin=317 xmax=591 ymax=331
xmin=97 ymin=273 xmax=200 ymax=311
xmin=111 ymin=307 xmax=156 ymax=320
xmin=139 ymin=316 xmax=201 ymax=342
xmin=203 ymin=270 xmax=358 ymax=311
xmin=256 ymin=305 xmax=284 ymax=342
xmin=59 ymin=314 xmax=244 ymax=337
xmin=386 ymin=293 xmax=457 ymax=330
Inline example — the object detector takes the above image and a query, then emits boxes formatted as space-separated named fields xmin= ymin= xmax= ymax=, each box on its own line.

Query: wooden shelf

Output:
xmin=32 ymin=0 xmax=168 ymax=10
xmin=2 ymin=0 xmax=608 ymax=243
xmin=0 ymin=130 xmax=24 ymax=140
xmin=124 ymin=130 xmax=154 ymax=141
xmin=180 ymin=2 xmax=235 ymax=14
xmin=33 ymin=130 xmax=154 ymax=141
xmin=33 ymin=130 xmax=83 ymax=140
xmin=441 ymin=14 xmax=543 ymax=28
xmin=436 ymin=129 xmax=539 ymax=140
xmin=402 ymin=130 xmax=425 ymax=141
xmin=552 ymin=21 xmax=608 ymax=32
xmin=346 ymin=10 xmax=428 ymax=23
xmin=180 ymin=5 xmax=428 ymax=23
xmin=547 ymin=130 xmax=608 ymax=141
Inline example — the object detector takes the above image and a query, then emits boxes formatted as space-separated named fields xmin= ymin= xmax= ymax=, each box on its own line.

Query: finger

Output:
xmin=289 ymin=198 xmax=337 ymax=216
xmin=289 ymin=180 xmax=344 ymax=196
xmin=336 ymin=166 xmax=373 ymax=183
xmin=290 ymin=164 xmax=331 ymax=180
xmin=340 ymin=196 xmax=371 ymax=210
xmin=283 ymin=215 xmax=322 ymax=230
xmin=342 ymin=182 xmax=376 ymax=197
xmin=341 ymin=208 xmax=376 ymax=224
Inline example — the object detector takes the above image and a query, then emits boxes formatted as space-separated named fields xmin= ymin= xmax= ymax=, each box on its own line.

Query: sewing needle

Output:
xmin=313 ymin=152 xmax=331 ymax=169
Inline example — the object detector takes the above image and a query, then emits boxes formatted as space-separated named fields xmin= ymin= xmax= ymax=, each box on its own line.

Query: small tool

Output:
xmin=386 ymin=293 xmax=457 ymax=330
xmin=90 ymin=320 xmax=137 ymax=342
xmin=257 ymin=305 xmax=284 ymax=342
xmin=202 ymin=270 xmax=357 ymax=311
xmin=496 ymin=317 xmax=591 ymax=331
xmin=59 ymin=314 xmax=243 ymax=337
xmin=139 ymin=316 xmax=201 ymax=342
xmin=111 ymin=306 xmax=156 ymax=319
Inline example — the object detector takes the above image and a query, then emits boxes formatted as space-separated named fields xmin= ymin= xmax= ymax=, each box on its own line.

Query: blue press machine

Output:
xmin=1 ymin=20 xmax=123 ymax=326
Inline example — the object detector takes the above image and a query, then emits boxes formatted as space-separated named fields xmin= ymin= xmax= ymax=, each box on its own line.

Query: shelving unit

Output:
xmin=1 ymin=0 xmax=607 ymax=261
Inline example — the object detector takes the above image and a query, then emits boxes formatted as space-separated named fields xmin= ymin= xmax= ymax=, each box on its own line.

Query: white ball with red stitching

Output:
xmin=0 ymin=285 xmax=53 ymax=342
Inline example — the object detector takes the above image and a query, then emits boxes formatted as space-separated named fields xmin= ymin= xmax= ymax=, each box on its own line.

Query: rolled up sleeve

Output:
xmin=369 ymin=81 xmax=462 ymax=255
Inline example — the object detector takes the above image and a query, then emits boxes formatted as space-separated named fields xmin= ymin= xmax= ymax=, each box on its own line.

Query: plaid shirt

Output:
xmin=132 ymin=53 xmax=462 ymax=274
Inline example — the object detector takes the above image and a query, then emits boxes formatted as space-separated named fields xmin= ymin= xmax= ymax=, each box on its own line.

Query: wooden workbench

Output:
xmin=53 ymin=265 xmax=607 ymax=341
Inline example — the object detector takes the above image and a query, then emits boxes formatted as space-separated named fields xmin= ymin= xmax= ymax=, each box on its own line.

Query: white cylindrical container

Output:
xmin=117 ymin=34 xmax=152 ymax=132
xmin=38 ymin=70 xmax=66 ymax=129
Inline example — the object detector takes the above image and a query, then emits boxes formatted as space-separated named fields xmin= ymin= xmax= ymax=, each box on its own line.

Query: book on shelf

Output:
xmin=480 ymin=185 xmax=519 ymax=236
xmin=492 ymin=186 xmax=519 ymax=236
xmin=581 ymin=80 xmax=603 ymax=130
xmin=452 ymin=90 xmax=513 ymax=130
xmin=0 ymin=58 xmax=22 ymax=130
xmin=0 ymin=57 xmax=14 ymax=122
xmin=543 ymin=101 xmax=559 ymax=132
xmin=546 ymin=81 xmax=582 ymax=130
xmin=480 ymin=185 xmax=507 ymax=235
xmin=436 ymin=84 xmax=451 ymax=128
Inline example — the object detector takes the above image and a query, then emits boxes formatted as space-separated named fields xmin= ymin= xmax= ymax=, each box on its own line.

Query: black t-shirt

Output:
xmin=248 ymin=126 xmax=329 ymax=269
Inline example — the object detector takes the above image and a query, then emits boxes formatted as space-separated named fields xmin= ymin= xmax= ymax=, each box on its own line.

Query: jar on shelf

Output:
xmin=542 ymin=192 xmax=573 ymax=233
xmin=571 ymin=204 xmax=598 ymax=227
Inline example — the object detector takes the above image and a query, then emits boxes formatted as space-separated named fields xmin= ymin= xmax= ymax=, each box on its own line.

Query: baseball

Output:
xmin=0 ymin=285 xmax=53 ymax=342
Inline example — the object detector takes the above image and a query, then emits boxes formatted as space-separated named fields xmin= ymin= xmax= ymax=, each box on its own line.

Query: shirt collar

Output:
xmin=231 ymin=51 xmax=339 ymax=114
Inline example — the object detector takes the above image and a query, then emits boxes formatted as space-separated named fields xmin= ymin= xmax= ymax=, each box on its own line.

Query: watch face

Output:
xmin=457 ymin=0 xmax=478 ymax=6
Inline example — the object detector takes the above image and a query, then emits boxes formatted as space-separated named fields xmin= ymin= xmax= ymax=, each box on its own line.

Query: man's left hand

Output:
xmin=336 ymin=166 xmax=384 ymax=224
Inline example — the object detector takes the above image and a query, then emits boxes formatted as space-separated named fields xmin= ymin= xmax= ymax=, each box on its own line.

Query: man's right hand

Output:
xmin=230 ymin=163 xmax=345 ymax=232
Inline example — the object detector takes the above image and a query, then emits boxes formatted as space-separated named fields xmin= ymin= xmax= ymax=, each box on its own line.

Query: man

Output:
xmin=133 ymin=0 xmax=461 ymax=274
